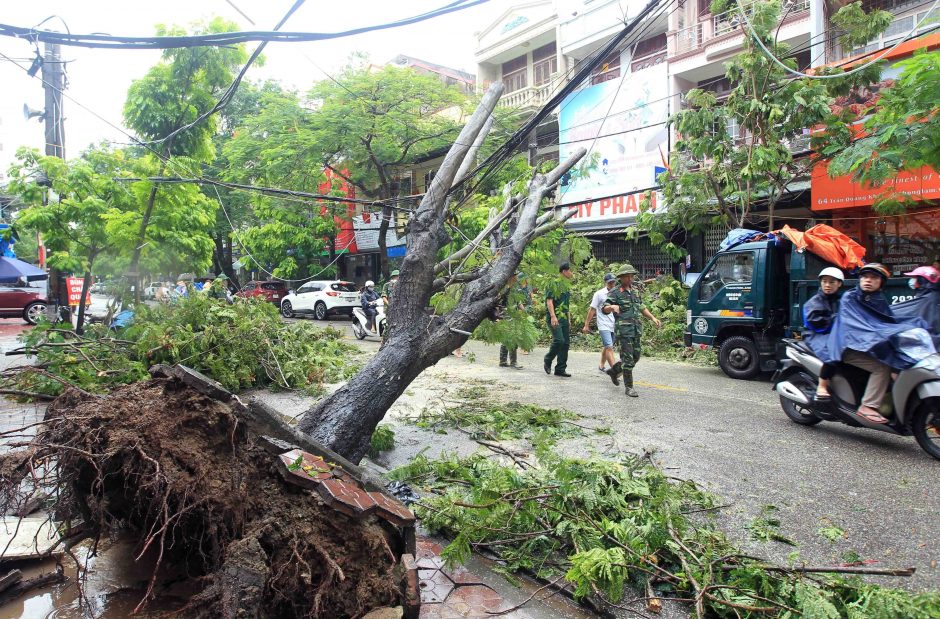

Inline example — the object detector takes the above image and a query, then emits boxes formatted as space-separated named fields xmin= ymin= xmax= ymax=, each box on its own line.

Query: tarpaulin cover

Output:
xmin=822 ymin=286 xmax=934 ymax=369
xmin=892 ymin=286 xmax=940 ymax=348
xmin=719 ymin=229 xmax=763 ymax=251
xmin=775 ymin=224 xmax=866 ymax=270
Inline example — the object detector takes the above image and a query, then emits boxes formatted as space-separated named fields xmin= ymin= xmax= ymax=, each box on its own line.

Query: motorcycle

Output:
xmin=773 ymin=330 xmax=940 ymax=460
xmin=351 ymin=298 xmax=386 ymax=340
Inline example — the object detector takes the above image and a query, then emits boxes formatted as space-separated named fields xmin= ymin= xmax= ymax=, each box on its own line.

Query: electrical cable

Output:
xmin=0 ymin=0 xmax=490 ymax=49
xmin=736 ymin=0 xmax=940 ymax=79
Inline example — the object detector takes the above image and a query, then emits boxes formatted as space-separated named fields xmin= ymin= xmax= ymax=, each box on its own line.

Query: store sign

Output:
xmin=812 ymin=160 xmax=940 ymax=210
xmin=563 ymin=191 xmax=661 ymax=229
xmin=352 ymin=213 xmax=406 ymax=252
xmin=66 ymin=277 xmax=91 ymax=306
xmin=558 ymin=62 xmax=669 ymax=209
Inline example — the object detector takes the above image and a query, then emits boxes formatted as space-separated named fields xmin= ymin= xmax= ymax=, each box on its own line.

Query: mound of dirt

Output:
xmin=34 ymin=374 xmax=406 ymax=618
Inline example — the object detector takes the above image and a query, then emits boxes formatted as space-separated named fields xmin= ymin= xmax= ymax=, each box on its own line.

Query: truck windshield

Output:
xmin=698 ymin=252 xmax=754 ymax=302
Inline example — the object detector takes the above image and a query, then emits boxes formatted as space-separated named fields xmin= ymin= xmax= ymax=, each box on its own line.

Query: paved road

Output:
xmin=310 ymin=315 xmax=940 ymax=592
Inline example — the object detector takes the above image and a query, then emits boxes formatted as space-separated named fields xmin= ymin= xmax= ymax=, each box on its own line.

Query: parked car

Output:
xmin=0 ymin=283 xmax=49 ymax=325
xmin=236 ymin=280 xmax=288 ymax=304
xmin=143 ymin=281 xmax=170 ymax=300
xmin=280 ymin=280 xmax=360 ymax=320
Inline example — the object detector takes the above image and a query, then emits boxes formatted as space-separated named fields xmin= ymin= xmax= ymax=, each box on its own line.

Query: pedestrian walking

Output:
xmin=544 ymin=263 xmax=574 ymax=377
xmin=582 ymin=272 xmax=619 ymax=385
xmin=382 ymin=270 xmax=400 ymax=305
xmin=498 ymin=273 xmax=528 ymax=370
xmin=603 ymin=264 xmax=662 ymax=397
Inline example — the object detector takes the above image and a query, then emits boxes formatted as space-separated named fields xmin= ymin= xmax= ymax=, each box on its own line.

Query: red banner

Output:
xmin=66 ymin=277 xmax=91 ymax=306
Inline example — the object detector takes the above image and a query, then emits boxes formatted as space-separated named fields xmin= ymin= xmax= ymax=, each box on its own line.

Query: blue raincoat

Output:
xmin=822 ymin=285 xmax=934 ymax=369
xmin=801 ymin=288 xmax=839 ymax=360
xmin=893 ymin=284 xmax=940 ymax=349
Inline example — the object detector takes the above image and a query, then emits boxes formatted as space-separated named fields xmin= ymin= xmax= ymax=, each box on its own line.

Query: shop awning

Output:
xmin=567 ymin=227 xmax=631 ymax=237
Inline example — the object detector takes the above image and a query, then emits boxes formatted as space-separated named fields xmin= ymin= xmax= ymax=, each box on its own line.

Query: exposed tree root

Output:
xmin=0 ymin=376 xmax=405 ymax=618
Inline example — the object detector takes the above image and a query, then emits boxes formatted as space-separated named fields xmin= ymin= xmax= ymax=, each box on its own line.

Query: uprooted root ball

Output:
xmin=35 ymin=378 xmax=403 ymax=618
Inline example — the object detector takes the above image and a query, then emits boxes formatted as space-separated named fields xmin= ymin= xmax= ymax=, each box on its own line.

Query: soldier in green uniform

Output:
xmin=382 ymin=270 xmax=400 ymax=305
xmin=543 ymin=263 xmax=574 ymax=377
xmin=603 ymin=264 xmax=662 ymax=397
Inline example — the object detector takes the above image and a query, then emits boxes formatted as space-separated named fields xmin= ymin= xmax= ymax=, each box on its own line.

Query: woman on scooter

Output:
xmin=361 ymin=281 xmax=381 ymax=333
xmin=803 ymin=267 xmax=844 ymax=402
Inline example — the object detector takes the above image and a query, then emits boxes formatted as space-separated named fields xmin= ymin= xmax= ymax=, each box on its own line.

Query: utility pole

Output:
xmin=40 ymin=42 xmax=68 ymax=320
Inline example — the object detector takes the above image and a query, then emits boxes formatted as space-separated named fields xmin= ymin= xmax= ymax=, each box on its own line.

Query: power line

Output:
xmin=0 ymin=0 xmax=490 ymax=49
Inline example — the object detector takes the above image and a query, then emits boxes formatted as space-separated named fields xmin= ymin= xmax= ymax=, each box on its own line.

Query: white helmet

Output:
xmin=819 ymin=267 xmax=844 ymax=282
xmin=365 ymin=280 xmax=375 ymax=288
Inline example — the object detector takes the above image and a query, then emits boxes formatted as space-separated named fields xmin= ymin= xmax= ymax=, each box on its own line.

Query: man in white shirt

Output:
xmin=582 ymin=273 xmax=620 ymax=385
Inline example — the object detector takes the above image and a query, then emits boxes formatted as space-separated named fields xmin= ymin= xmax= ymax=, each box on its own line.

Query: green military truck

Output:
xmin=684 ymin=239 xmax=912 ymax=379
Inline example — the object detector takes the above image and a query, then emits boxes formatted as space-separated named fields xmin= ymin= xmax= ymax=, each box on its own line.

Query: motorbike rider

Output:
xmin=803 ymin=267 xmax=844 ymax=402
xmin=832 ymin=264 xmax=896 ymax=424
xmin=361 ymin=280 xmax=381 ymax=333
xmin=905 ymin=265 xmax=940 ymax=297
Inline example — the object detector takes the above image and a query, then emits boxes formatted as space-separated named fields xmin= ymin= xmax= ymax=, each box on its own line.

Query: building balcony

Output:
xmin=836 ymin=0 xmax=939 ymax=59
xmin=668 ymin=0 xmax=810 ymax=59
xmin=497 ymin=73 xmax=562 ymax=110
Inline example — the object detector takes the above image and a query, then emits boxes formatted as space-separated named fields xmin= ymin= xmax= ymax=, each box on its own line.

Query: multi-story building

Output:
xmin=476 ymin=0 xmax=940 ymax=275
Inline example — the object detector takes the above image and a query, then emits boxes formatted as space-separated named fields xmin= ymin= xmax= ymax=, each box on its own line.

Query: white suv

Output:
xmin=280 ymin=280 xmax=360 ymax=320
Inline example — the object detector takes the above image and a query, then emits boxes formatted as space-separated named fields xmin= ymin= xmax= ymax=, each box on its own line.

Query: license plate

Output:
xmin=343 ymin=295 xmax=356 ymax=301
xmin=273 ymin=295 xmax=280 ymax=299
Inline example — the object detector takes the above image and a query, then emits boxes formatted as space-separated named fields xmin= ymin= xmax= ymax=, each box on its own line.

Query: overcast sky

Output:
xmin=0 ymin=0 xmax=509 ymax=176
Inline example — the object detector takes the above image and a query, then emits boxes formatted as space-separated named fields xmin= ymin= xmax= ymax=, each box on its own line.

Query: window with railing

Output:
xmin=843 ymin=3 xmax=938 ymax=57
xmin=532 ymin=42 xmax=557 ymax=86
xmin=590 ymin=49 xmax=621 ymax=84
xmin=502 ymin=55 xmax=527 ymax=93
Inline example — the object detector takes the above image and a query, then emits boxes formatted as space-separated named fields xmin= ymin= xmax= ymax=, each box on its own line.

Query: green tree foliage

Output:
xmin=225 ymin=58 xmax=470 ymax=278
xmin=826 ymin=49 xmax=940 ymax=213
xmin=222 ymin=90 xmax=338 ymax=278
xmin=6 ymin=294 xmax=360 ymax=397
xmin=7 ymin=146 xmax=137 ymax=329
xmin=122 ymin=18 xmax=248 ymax=290
xmin=634 ymin=1 xmax=887 ymax=256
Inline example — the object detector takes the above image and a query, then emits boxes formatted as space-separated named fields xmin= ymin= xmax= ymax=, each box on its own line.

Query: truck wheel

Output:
xmin=911 ymin=398 xmax=940 ymax=461
xmin=718 ymin=335 xmax=761 ymax=379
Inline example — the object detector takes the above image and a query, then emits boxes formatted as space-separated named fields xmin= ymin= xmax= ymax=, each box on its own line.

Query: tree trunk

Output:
xmin=75 ymin=269 xmax=93 ymax=336
xmin=130 ymin=164 xmax=166 ymax=304
xmin=296 ymin=84 xmax=585 ymax=463
xmin=213 ymin=232 xmax=241 ymax=288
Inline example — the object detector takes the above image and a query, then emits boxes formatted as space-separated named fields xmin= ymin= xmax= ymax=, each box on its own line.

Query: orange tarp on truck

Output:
xmin=775 ymin=224 xmax=866 ymax=271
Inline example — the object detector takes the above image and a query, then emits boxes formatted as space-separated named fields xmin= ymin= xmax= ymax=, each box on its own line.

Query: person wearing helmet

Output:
xmin=382 ymin=270 xmax=400 ymax=306
xmin=602 ymin=264 xmax=662 ymax=397
xmin=361 ymin=280 xmax=381 ymax=332
xmin=904 ymin=265 xmax=940 ymax=297
xmin=802 ymin=267 xmax=845 ymax=401
xmin=827 ymin=263 xmax=895 ymax=424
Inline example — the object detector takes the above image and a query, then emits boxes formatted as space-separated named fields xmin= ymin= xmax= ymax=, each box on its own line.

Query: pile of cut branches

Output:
xmin=2 ymin=295 xmax=360 ymax=398
xmin=394 ymin=394 xmax=940 ymax=618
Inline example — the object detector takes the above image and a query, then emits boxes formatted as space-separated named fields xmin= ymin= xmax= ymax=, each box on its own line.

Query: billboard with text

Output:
xmin=558 ymin=61 xmax=669 ymax=213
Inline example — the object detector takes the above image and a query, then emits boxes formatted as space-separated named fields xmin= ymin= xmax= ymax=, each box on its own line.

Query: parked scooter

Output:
xmin=351 ymin=297 xmax=386 ymax=340
xmin=773 ymin=331 xmax=940 ymax=460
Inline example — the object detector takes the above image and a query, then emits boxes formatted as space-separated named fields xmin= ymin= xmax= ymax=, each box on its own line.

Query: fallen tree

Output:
xmin=0 ymin=367 xmax=412 ymax=617
xmin=297 ymin=83 xmax=586 ymax=462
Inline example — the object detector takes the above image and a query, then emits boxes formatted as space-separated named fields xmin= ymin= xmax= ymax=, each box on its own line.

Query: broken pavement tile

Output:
xmin=317 ymin=478 xmax=378 ymax=518
xmin=275 ymin=449 xmax=338 ymax=491
xmin=369 ymin=491 xmax=416 ymax=527
xmin=418 ymin=568 xmax=454 ymax=604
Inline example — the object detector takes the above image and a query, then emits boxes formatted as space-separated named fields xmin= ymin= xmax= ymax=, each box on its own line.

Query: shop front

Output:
xmin=811 ymin=162 xmax=940 ymax=274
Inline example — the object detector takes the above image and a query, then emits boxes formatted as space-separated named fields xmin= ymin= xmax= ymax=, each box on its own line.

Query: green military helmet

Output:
xmin=390 ymin=270 xmax=400 ymax=277
xmin=615 ymin=264 xmax=638 ymax=277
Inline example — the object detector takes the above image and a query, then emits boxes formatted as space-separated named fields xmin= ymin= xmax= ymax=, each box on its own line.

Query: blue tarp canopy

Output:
xmin=0 ymin=257 xmax=47 ymax=283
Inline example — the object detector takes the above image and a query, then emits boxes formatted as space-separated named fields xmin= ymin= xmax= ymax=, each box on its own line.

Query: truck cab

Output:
xmin=686 ymin=240 xmax=910 ymax=379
